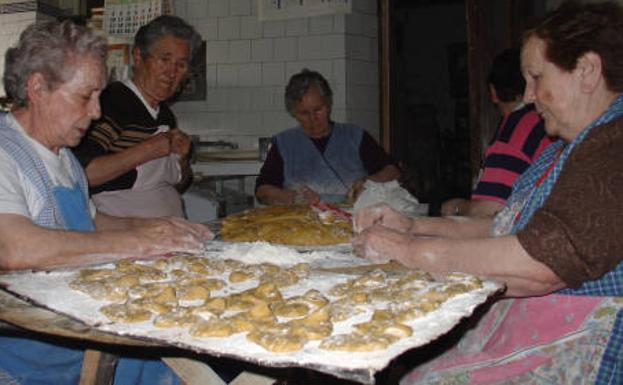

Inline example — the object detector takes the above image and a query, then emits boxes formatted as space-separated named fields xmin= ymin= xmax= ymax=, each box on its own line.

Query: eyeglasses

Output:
xmin=148 ymin=53 xmax=190 ymax=73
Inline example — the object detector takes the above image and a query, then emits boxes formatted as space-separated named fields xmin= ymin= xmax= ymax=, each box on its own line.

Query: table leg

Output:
xmin=79 ymin=349 xmax=118 ymax=385
xmin=162 ymin=357 xmax=227 ymax=385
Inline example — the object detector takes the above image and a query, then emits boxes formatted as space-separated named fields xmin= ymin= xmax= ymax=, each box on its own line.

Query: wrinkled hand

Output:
xmin=353 ymin=203 xmax=412 ymax=234
xmin=293 ymin=186 xmax=320 ymax=204
xmin=135 ymin=217 xmax=214 ymax=256
xmin=351 ymin=225 xmax=413 ymax=264
xmin=170 ymin=129 xmax=191 ymax=157
xmin=347 ymin=177 xmax=367 ymax=203
xmin=140 ymin=132 xmax=173 ymax=162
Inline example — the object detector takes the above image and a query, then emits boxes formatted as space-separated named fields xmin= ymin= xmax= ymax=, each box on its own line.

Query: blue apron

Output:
xmin=0 ymin=113 xmax=179 ymax=385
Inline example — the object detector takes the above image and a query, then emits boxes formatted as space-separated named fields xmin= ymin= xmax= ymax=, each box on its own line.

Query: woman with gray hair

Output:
xmin=73 ymin=15 xmax=201 ymax=219
xmin=255 ymin=69 xmax=401 ymax=205
xmin=0 ymin=18 xmax=211 ymax=385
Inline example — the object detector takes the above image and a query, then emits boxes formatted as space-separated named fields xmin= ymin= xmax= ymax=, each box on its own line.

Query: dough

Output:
xmin=220 ymin=205 xmax=352 ymax=246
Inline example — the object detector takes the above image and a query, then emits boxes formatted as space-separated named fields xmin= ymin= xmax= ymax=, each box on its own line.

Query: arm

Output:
xmin=441 ymin=198 xmax=504 ymax=217
xmin=84 ymin=132 xmax=172 ymax=187
xmin=353 ymin=203 xmax=491 ymax=238
xmin=0 ymin=213 xmax=213 ymax=271
xmin=255 ymin=184 xmax=320 ymax=205
xmin=352 ymin=226 xmax=564 ymax=297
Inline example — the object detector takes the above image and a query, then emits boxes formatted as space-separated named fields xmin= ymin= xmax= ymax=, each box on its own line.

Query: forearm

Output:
xmin=84 ymin=149 xmax=145 ymax=187
xmin=256 ymin=184 xmax=295 ymax=205
xmin=410 ymin=216 xmax=492 ymax=238
xmin=407 ymin=235 xmax=564 ymax=296
xmin=0 ymin=215 xmax=142 ymax=270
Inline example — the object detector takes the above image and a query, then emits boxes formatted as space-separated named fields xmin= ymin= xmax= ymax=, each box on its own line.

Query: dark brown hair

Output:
xmin=524 ymin=1 xmax=623 ymax=92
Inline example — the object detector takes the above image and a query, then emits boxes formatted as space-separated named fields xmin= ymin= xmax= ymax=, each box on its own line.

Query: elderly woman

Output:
xmin=0 ymin=20 xmax=211 ymax=385
xmin=353 ymin=2 xmax=623 ymax=383
xmin=73 ymin=15 xmax=200 ymax=218
xmin=255 ymin=69 xmax=401 ymax=205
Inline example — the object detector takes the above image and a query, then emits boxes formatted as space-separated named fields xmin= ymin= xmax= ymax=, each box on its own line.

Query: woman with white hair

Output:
xmin=0 ymin=19 xmax=211 ymax=385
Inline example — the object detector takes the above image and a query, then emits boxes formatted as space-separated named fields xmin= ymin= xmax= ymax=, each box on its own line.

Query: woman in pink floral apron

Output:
xmin=352 ymin=2 xmax=623 ymax=384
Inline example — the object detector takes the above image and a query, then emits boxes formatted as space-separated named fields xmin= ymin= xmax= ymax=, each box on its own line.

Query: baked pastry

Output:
xmin=220 ymin=205 xmax=352 ymax=246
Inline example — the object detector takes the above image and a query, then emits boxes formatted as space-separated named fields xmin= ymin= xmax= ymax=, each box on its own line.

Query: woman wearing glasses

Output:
xmin=73 ymin=15 xmax=200 ymax=218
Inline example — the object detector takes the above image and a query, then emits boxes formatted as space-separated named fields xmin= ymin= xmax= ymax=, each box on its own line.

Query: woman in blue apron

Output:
xmin=0 ymin=19 xmax=212 ymax=385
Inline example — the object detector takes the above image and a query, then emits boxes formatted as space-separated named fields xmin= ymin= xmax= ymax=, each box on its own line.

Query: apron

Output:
xmin=93 ymin=125 xmax=184 ymax=218
xmin=402 ymin=95 xmax=623 ymax=385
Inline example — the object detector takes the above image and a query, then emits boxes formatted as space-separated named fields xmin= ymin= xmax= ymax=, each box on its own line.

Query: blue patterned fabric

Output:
xmin=276 ymin=122 xmax=368 ymax=201
xmin=501 ymin=94 xmax=623 ymax=384
xmin=0 ymin=113 xmax=93 ymax=230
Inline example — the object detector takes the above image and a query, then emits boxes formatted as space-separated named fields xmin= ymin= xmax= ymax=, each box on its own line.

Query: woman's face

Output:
xmin=37 ymin=54 xmax=105 ymax=153
xmin=133 ymin=35 xmax=190 ymax=108
xmin=521 ymin=36 xmax=584 ymax=140
xmin=292 ymin=85 xmax=331 ymax=139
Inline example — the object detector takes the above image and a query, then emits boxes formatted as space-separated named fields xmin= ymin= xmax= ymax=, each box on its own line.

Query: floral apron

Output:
xmin=402 ymin=95 xmax=623 ymax=385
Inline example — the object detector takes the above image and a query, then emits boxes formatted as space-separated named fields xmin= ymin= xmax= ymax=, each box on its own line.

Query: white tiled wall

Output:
xmin=171 ymin=0 xmax=380 ymax=149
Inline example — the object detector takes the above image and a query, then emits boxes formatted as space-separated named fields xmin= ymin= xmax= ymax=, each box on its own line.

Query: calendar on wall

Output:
xmin=258 ymin=0 xmax=351 ymax=21
xmin=104 ymin=0 xmax=173 ymax=37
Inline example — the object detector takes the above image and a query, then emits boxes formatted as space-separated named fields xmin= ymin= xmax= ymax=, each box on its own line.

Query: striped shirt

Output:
xmin=472 ymin=103 xmax=552 ymax=203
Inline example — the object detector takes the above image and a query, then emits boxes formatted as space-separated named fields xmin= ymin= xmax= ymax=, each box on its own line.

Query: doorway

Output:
xmin=380 ymin=0 xmax=547 ymax=213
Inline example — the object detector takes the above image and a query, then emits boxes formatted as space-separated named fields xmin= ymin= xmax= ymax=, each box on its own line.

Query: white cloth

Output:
xmin=353 ymin=180 xmax=428 ymax=217
xmin=0 ymin=114 xmax=96 ymax=219
xmin=92 ymin=125 xmax=183 ymax=218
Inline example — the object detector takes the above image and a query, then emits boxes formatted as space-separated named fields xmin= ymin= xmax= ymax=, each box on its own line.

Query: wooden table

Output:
xmin=0 ymin=290 xmax=276 ymax=385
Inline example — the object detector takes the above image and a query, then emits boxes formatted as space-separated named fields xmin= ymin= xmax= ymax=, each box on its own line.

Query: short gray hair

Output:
xmin=3 ymin=19 xmax=107 ymax=107
xmin=285 ymin=69 xmax=333 ymax=116
xmin=134 ymin=15 xmax=201 ymax=61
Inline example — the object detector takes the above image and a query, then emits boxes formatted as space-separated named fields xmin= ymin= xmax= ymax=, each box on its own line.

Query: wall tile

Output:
xmin=273 ymin=37 xmax=297 ymax=61
xmin=299 ymin=35 xmax=345 ymax=59
xmin=195 ymin=18 xmax=218 ymax=41
xmin=238 ymin=63 xmax=262 ymax=87
xmin=286 ymin=18 xmax=308 ymax=36
xmin=217 ymin=64 xmax=238 ymax=86
xmin=206 ymin=41 xmax=229 ymax=64
xmin=229 ymin=40 xmax=251 ymax=63
xmin=187 ymin=0 xmax=208 ymax=19
xmin=240 ymin=15 xmax=262 ymax=39
xmin=309 ymin=15 xmax=334 ymax=35
xmin=218 ymin=17 xmax=240 ymax=40
xmin=261 ymin=62 xmax=285 ymax=86
xmin=251 ymin=39 xmax=273 ymax=62
xmin=262 ymin=20 xmax=285 ymax=38
xmin=230 ymin=0 xmax=251 ymax=16
xmin=208 ymin=0 xmax=229 ymax=17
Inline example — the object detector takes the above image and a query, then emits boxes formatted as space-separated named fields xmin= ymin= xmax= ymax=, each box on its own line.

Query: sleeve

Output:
xmin=516 ymin=120 xmax=623 ymax=288
xmin=0 ymin=151 xmax=31 ymax=217
xmin=358 ymin=131 xmax=398 ymax=174
xmin=473 ymin=111 xmax=550 ymax=203
xmin=73 ymin=86 xmax=122 ymax=167
xmin=255 ymin=140 xmax=285 ymax=192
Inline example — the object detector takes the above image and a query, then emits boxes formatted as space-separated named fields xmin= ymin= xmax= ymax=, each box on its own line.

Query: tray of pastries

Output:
xmin=0 ymin=244 xmax=503 ymax=384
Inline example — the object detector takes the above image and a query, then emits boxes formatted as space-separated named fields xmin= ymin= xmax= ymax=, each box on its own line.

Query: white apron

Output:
xmin=93 ymin=126 xmax=184 ymax=218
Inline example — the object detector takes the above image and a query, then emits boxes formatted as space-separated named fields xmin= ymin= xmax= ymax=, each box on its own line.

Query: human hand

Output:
xmin=347 ymin=177 xmax=368 ymax=203
xmin=170 ymin=129 xmax=191 ymax=157
xmin=293 ymin=186 xmax=320 ymax=204
xmin=141 ymin=132 xmax=172 ymax=162
xmin=351 ymin=225 xmax=413 ymax=264
xmin=440 ymin=198 xmax=467 ymax=216
xmin=352 ymin=203 xmax=413 ymax=234
xmin=134 ymin=217 xmax=214 ymax=256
